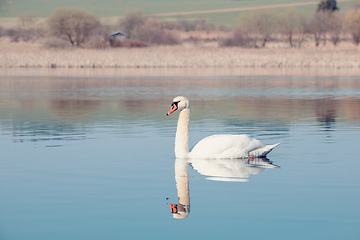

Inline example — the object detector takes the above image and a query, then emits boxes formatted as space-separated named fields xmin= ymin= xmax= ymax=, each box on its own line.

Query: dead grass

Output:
xmin=1 ymin=37 xmax=360 ymax=68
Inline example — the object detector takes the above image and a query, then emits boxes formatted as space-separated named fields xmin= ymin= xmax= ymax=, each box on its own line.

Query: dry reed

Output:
xmin=1 ymin=41 xmax=360 ymax=68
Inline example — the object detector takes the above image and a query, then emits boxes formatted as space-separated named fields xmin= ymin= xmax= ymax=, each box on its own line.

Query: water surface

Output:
xmin=0 ymin=69 xmax=359 ymax=240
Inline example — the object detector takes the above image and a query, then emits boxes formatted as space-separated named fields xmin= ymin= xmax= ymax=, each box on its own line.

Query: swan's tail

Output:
xmin=250 ymin=143 xmax=280 ymax=157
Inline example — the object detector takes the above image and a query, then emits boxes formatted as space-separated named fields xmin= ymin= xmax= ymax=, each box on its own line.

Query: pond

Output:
xmin=0 ymin=68 xmax=359 ymax=240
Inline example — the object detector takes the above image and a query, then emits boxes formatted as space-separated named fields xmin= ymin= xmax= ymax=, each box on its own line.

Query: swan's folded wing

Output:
xmin=249 ymin=143 xmax=280 ymax=157
xmin=189 ymin=134 xmax=265 ymax=159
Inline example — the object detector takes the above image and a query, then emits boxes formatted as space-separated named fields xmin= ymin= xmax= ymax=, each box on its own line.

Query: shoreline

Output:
xmin=2 ymin=64 xmax=360 ymax=79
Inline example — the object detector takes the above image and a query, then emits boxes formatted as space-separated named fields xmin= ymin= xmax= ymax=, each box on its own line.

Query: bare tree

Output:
xmin=310 ymin=11 xmax=331 ymax=46
xmin=176 ymin=18 xmax=195 ymax=32
xmin=328 ymin=11 xmax=343 ymax=46
xmin=17 ymin=14 xmax=38 ymax=29
xmin=48 ymin=7 xmax=101 ymax=46
xmin=297 ymin=12 xmax=311 ymax=48
xmin=7 ymin=13 xmax=44 ymax=42
xmin=131 ymin=18 xmax=181 ymax=45
xmin=278 ymin=8 xmax=300 ymax=47
xmin=88 ymin=25 xmax=112 ymax=48
xmin=239 ymin=9 xmax=278 ymax=47
xmin=119 ymin=10 xmax=146 ymax=38
xmin=345 ymin=9 xmax=360 ymax=45
xmin=219 ymin=28 xmax=256 ymax=48
xmin=193 ymin=19 xmax=215 ymax=33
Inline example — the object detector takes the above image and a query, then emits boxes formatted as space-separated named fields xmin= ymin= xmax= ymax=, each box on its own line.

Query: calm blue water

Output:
xmin=0 ymin=70 xmax=360 ymax=240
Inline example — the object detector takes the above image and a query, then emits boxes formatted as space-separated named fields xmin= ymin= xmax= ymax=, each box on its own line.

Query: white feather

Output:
xmin=168 ymin=96 xmax=279 ymax=159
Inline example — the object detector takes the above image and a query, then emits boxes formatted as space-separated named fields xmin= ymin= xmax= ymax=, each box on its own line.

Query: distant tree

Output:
xmin=278 ymin=8 xmax=298 ymax=47
xmin=238 ymin=9 xmax=278 ymax=47
xmin=17 ymin=14 xmax=38 ymax=29
xmin=253 ymin=10 xmax=278 ymax=47
xmin=278 ymin=8 xmax=309 ymax=47
xmin=7 ymin=28 xmax=44 ymax=42
xmin=217 ymin=24 xmax=232 ymax=32
xmin=88 ymin=25 xmax=112 ymax=48
xmin=345 ymin=9 xmax=360 ymax=45
xmin=328 ymin=12 xmax=343 ymax=46
xmin=312 ymin=0 xmax=343 ymax=47
xmin=297 ymin=12 xmax=311 ymax=47
xmin=48 ymin=7 xmax=101 ymax=46
xmin=193 ymin=19 xmax=215 ymax=33
xmin=163 ymin=21 xmax=182 ymax=30
xmin=132 ymin=17 xmax=162 ymax=42
xmin=219 ymin=28 xmax=256 ymax=48
xmin=132 ymin=18 xmax=181 ymax=45
xmin=119 ymin=10 xmax=146 ymax=38
xmin=5 ymin=13 xmax=44 ymax=42
xmin=310 ymin=11 xmax=331 ymax=46
xmin=176 ymin=18 xmax=195 ymax=32
xmin=119 ymin=11 xmax=180 ymax=46
xmin=6 ymin=13 xmax=44 ymax=42
xmin=317 ymin=0 xmax=340 ymax=12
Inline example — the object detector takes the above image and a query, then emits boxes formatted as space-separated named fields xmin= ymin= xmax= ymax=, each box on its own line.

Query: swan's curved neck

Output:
xmin=175 ymin=108 xmax=190 ymax=158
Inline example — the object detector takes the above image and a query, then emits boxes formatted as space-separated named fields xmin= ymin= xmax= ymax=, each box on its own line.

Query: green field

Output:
xmin=0 ymin=0 xmax=357 ymax=26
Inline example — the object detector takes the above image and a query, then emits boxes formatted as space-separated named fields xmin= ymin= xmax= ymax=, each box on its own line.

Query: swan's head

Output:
xmin=169 ymin=203 xmax=190 ymax=219
xmin=166 ymin=96 xmax=190 ymax=116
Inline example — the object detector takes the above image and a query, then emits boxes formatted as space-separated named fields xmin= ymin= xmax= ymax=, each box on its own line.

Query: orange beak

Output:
xmin=169 ymin=203 xmax=178 ymax=213
xmin=167 ymin=103 xmax=178 ymax=116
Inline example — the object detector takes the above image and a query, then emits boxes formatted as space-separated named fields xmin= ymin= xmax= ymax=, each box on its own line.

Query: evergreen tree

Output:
xmin=317 ymin=0 xmax=340 ymax=12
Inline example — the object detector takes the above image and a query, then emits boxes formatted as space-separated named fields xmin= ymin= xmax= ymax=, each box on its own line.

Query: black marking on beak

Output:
xmin=166 ymin=101 xmax=179 ymax=116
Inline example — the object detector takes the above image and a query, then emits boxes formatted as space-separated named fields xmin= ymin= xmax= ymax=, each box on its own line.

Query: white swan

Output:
xmin=167 ymin=96 xmax=279 ymax=159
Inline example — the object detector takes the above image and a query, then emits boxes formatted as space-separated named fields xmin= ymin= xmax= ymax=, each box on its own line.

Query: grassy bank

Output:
xmin=0 ymin=0 xmax=356 ymax=26
xmin=1 ymin=40 xmax=360 ymax=68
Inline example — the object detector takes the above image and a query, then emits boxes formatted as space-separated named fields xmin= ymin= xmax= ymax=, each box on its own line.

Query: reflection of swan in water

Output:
xmin=190 ymin=157 xmax=278 ymax=182
xmin=168 ymin=158 xmax=279 ymax=218
xmin=167 ymin=96 xmax=279 ymax=159
xmin=169 ymin=158 xmax=190 ymax=219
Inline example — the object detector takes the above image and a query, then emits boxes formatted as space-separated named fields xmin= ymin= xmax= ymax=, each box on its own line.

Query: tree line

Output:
xmin=1 ymin=0 xmax=360 ymax=48
xmin=224 ymin=0 xmax=360 ymax=48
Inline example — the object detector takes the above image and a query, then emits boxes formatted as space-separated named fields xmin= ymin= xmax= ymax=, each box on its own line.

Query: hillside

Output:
xmin=0 ymin=0 xmax=357 ymax=26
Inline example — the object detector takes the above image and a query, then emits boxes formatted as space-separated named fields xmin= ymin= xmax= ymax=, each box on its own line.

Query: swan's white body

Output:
xmin=190 ymin=134 xmax=279 ymax=159
xmin=167 ymin=96 xmax=279 ymax=159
